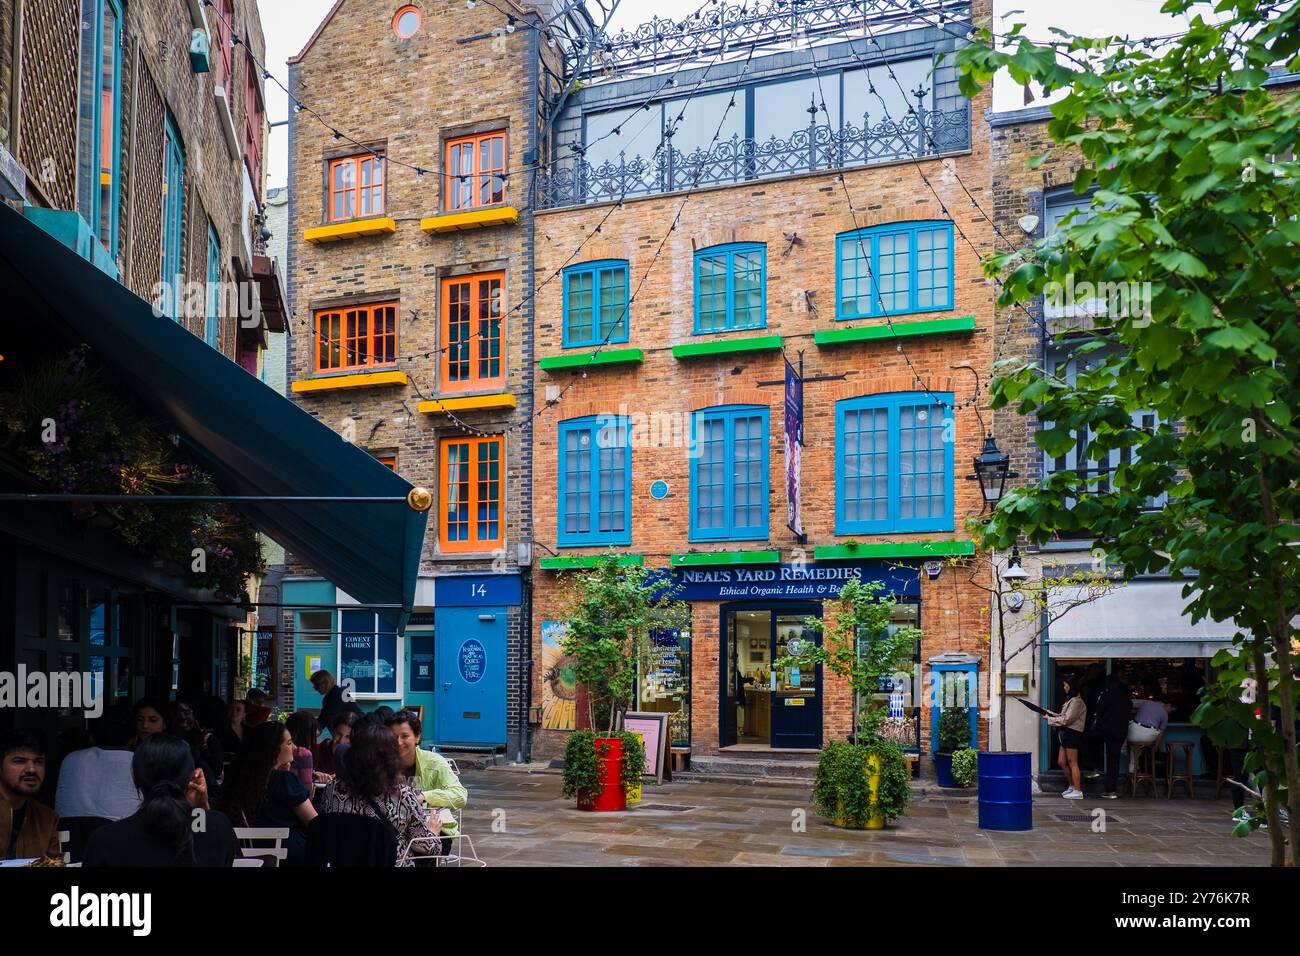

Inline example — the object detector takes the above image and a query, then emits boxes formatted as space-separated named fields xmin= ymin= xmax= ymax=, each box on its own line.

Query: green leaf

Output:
xmin=1152 ymin=249 xmax=1210 ymax=278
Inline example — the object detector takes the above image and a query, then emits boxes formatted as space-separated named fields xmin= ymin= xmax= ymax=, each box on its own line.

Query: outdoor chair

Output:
xmin=233 ymin=827 xmax=290 ymax=867
xmin=232 ymin=858 xmax=264 ymax=868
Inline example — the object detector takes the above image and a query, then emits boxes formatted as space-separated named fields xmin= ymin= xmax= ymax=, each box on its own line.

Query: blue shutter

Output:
xmin=557 ymin=416 xmax=631 ymax=545
xmin=835 ymin=392 xmax=953 ymax=534
xmin=689 ymin=405 xmax=769 ymax=541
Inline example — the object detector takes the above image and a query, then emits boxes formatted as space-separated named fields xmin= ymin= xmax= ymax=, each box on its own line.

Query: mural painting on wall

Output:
xmin=541 ymin=621 xmax=577 ymax=731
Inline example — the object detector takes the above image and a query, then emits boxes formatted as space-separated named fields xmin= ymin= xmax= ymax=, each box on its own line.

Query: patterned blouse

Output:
xmin=318 ymin=779 xmax=438 ymax=865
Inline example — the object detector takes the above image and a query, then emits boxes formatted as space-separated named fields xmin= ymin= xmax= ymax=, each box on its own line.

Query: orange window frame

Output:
xmin=314 ymin=301 xmax=398 ymax=372
xmin=444 ymin=131 xmax=507 ymax=211
xmin=212 ymin=0 xmax=234 ymax=91
xmin=328 ymin=153 xmax=385 ymax=222
xmin=376 ymin=455 xmax=396 ymax=471
xmin=440 ymin=272 xmax=504 ymax=392
xmin=439 ymin=435 xmax=503 ymax=552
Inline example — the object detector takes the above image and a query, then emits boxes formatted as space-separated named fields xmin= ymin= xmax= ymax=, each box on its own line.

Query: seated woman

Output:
xmin=314 ymin=711 xmax=355 ymax=777
xmin=283 ymin=711 xmax=320 ymax=789
xmin=387 ymin=709 xmax=467 ymax=839
xmin=83 ymin=734 xmax=238 ymax=867
xmin=221 ymin=721 xmax=317 ymax=864
xmin=317 ymin=720 xmax=438 ymax=865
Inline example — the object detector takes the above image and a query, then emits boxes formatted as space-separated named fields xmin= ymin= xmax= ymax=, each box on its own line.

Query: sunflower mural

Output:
xmin=540 ymin=621 xmax=577 ymax=731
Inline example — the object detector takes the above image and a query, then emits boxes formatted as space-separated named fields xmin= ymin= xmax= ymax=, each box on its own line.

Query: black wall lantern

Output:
xmin=967 ymin=435 xmax=1018 ymax=510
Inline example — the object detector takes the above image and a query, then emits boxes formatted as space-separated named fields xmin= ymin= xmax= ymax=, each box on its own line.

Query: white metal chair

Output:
xmin=58 ymin=830 xmax=70 ymax=865
xmin=233 ymin=827 xmax=290 ymax=867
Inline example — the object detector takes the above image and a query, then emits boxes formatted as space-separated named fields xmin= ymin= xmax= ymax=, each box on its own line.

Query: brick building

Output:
xmin=0 ymin=0 xmax=288 ymax=716
xmin=282 ymin=0 xmax=561 ymax=755
xmin=986 ymin=76 xmax=1299 ymax=782
xmin=529 ymin=0 xmax=998 ymax=762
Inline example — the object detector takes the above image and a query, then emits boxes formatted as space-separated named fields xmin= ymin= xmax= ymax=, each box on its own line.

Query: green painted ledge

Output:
xmin=539 ymin=554 xmax=645 ymax=570
xmin=671 ymin=550 xmax=781 ymax=567
xmin=814 ymin=540 xmax=976 ymax=560
xmin=672 ymin=334 xmax=783 ymax=360
xmin=814 ymin=316 xmax=976 ymax=347
xmin=539 ymin=348 xmax=645 ymax=372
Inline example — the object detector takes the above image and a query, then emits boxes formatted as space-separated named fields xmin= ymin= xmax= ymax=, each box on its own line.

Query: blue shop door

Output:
xmin=435 ymin=607 xmax=506 ymax=747
xmin=404 ymin=630 xmax=438 ymax=747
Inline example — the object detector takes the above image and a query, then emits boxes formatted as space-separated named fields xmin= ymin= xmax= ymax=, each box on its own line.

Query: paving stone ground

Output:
xmin=455 ymin=767 xmax=1270 ymax=867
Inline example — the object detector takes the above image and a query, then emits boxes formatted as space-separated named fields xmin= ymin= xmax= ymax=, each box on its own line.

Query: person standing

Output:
xmin=1042 ymin=675 xmax=1088 ymax=799
xmin=311 ymin=670 xmax=361 ymax=731
xmin=0 ymin=732 xmax=62 ymax=861
xmin=1086 ymin=672 xmax=1132 ymax=799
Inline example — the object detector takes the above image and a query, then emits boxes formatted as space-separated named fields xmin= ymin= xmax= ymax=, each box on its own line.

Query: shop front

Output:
xmin=667 ymin=559 xmax=922 ymax=754
xmin=287 ymin=572 xmax=522 ymax=751
xmin=1041 ymin=580 xmax=1239 ymax=775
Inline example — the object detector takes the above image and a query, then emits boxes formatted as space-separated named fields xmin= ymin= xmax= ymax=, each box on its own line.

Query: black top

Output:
xmin=318 ymin=685 xmax=362 ymax=731
xmin=82 ymin=808 xmax=238 ymax=867
xmin=1093 ymin=681 xmax=1133 ymax=739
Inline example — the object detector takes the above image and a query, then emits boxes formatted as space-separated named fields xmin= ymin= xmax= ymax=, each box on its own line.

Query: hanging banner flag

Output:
xmin=784 ymin=357 xmax=804 ymax=538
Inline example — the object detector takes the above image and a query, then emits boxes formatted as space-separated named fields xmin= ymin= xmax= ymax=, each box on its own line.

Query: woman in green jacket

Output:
xmin=388 ymin=710 xmax=467 ymax=836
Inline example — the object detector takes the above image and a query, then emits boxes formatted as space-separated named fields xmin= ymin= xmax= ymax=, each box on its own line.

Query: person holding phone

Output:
xmin=1042 ymin=675 xmax=1088 ymax=799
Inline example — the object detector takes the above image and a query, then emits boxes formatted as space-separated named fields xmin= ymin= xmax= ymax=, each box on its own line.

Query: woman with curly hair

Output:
xmin=317 ymin=720 xmax=437 ymax=865
xmin=221 ymin=721 xmax=316 ymax=864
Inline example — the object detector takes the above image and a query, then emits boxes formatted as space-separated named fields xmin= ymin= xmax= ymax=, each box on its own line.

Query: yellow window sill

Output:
xmin=303 ymin=216 xmax=397 ymax=244
xmin=420 ymin=207 xmax=519 ymax=233
xmin=291 ymin=370 xmax=409 ymax=393
xmin=417 ymin=393 xmax=516 ymax=414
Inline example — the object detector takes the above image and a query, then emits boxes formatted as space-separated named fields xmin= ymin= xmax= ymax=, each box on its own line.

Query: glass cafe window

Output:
xmin=638 ymin=628 xmax=692 ymax=747
xmin=753 ymin=76 xmax=840 ymax=143
xmin=666 ymin=90 xmax=745 ymax=157
xmin=859 ymin=602 xmax=921 ymax=750
xmin=338 ymin=609 xmax=400 ymax=698
xmin=841 ymin=58 xmax=932 ymax=130
xmin=583 ymin=106 xmax=660 ymax=171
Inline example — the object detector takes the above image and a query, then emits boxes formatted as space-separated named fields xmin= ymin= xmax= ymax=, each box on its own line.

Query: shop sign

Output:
xmin=458 ymin=639 xmax=486 ymax=684
xmin=657 ymin=561 xmax=919 ymax=602
xmin=434 ymin=573 xmax=522 ymax=607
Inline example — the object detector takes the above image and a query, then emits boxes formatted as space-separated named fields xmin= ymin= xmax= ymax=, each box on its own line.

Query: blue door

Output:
xmin=435 ymin=607 xmax=506 ymax=747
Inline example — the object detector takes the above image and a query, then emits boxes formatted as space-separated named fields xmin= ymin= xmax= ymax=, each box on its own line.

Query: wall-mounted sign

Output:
xmin=653 ymin=560 xmax=919 ymax=602
xmin=434 ymin=573 xmax=521 ymax=607
xmin=409 ymin=634 xmax=436 ymax=693
xmin=458 ymin=639 xmax=486 ymax=684
xmin=784 ymin=358 xmax=804 ymax=538
xmin=923 ymin=560 xmax=944 ymax=579
xmin=650 ymin=480 xmax=670 ymax=500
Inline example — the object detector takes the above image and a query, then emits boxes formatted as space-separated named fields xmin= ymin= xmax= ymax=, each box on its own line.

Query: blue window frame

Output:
xmin=689 ymin=405 xmax=769 ymax=541
xmin=694 ymin=242 xmax=766 ymax=333
xmin=557 ymin=416 xmax=632 ymax=546
xmin=562 ymin=260 xmax=629 ymax=347
xmin=77 ymin=0 xmax=123 ymax=259
xmin=836 ymin=220 xmax=954 ymax=320
xmin=161 ymin=114 xmax=185 ymax=321
xmin=205 ymin=224 xmax=221 ymax=348
xmin=836 ymin=392 xmax=954 ymax=534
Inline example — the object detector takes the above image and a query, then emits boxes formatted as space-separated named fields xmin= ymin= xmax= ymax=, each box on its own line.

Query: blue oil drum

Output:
xmin=978 ymin=751 xmax=1032 ymax=831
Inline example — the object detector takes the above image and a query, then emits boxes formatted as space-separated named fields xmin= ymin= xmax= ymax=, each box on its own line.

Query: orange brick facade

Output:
xmin=530 ymin=95 xmax=998 ymax=757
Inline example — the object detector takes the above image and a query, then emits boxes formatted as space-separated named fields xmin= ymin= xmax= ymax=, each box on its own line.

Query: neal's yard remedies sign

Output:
xmin=668 ymin=561 xmax=920 ymax=601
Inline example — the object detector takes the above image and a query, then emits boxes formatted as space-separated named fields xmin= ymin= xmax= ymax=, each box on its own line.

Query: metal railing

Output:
xmin=537 ymin=102 xmax=970 ymax=209
xmin=573 ymin=0 xmax=971 ymax=80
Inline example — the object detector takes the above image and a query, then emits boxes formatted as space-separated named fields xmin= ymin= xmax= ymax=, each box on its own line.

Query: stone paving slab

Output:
xmin=457 ymin=768 xmax=1268 ymax=868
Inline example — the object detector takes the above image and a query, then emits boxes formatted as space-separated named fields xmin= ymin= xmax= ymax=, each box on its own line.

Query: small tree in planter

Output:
xmin=558 ymin=555 xmax=689 ymax=810
xmin=951 ymin=748 xmax=979 ymax=789
xmin=934 ymin=706 xmax=972 ymax=788
xmin=779 ymin=578 xmax=919 ymax=828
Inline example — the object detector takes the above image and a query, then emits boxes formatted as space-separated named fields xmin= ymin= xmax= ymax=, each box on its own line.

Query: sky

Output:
xmin=258 ymin=0 xmax=1218 ymax=189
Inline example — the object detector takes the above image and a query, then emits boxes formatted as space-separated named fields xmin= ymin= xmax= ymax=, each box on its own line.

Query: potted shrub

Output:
xmin=934 ymin=707 xmax=972 ymax=788
xmin=562 ymin=729 xmax=645 ymax=812
xmin=558 ymin=556 xmax=688 ymax=811
xmin=951 ymin=747 xmax=979 ymax=789
xmin=780 ymin=579 xmax=919 ymax=829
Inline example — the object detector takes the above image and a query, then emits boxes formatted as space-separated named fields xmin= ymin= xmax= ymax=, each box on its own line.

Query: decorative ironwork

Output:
xmin=537 ymin=102 xmax=969 ymax=209
xmin=575 ymin=0 xmax=971 ymax=80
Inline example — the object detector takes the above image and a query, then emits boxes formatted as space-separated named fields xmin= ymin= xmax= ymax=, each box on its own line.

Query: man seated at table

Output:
xmin=55 ymin=706 xmax=140 ymax=822
xmin=1127 ymin=696 xmax=1176 ymax=767
xmin=0 ymin=732 xmax=61 ymax=862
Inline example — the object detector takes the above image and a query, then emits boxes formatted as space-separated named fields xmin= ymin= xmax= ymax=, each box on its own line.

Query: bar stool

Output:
xmin=1129 ymin=740 xmax=1159 ymax=797
xmin=1166 ymin=740 xmax=1196 ymax=798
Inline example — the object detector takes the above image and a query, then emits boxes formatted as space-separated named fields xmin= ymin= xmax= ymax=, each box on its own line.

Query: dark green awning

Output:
xmin=0 ymin=204 xmax=426 ymax=630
